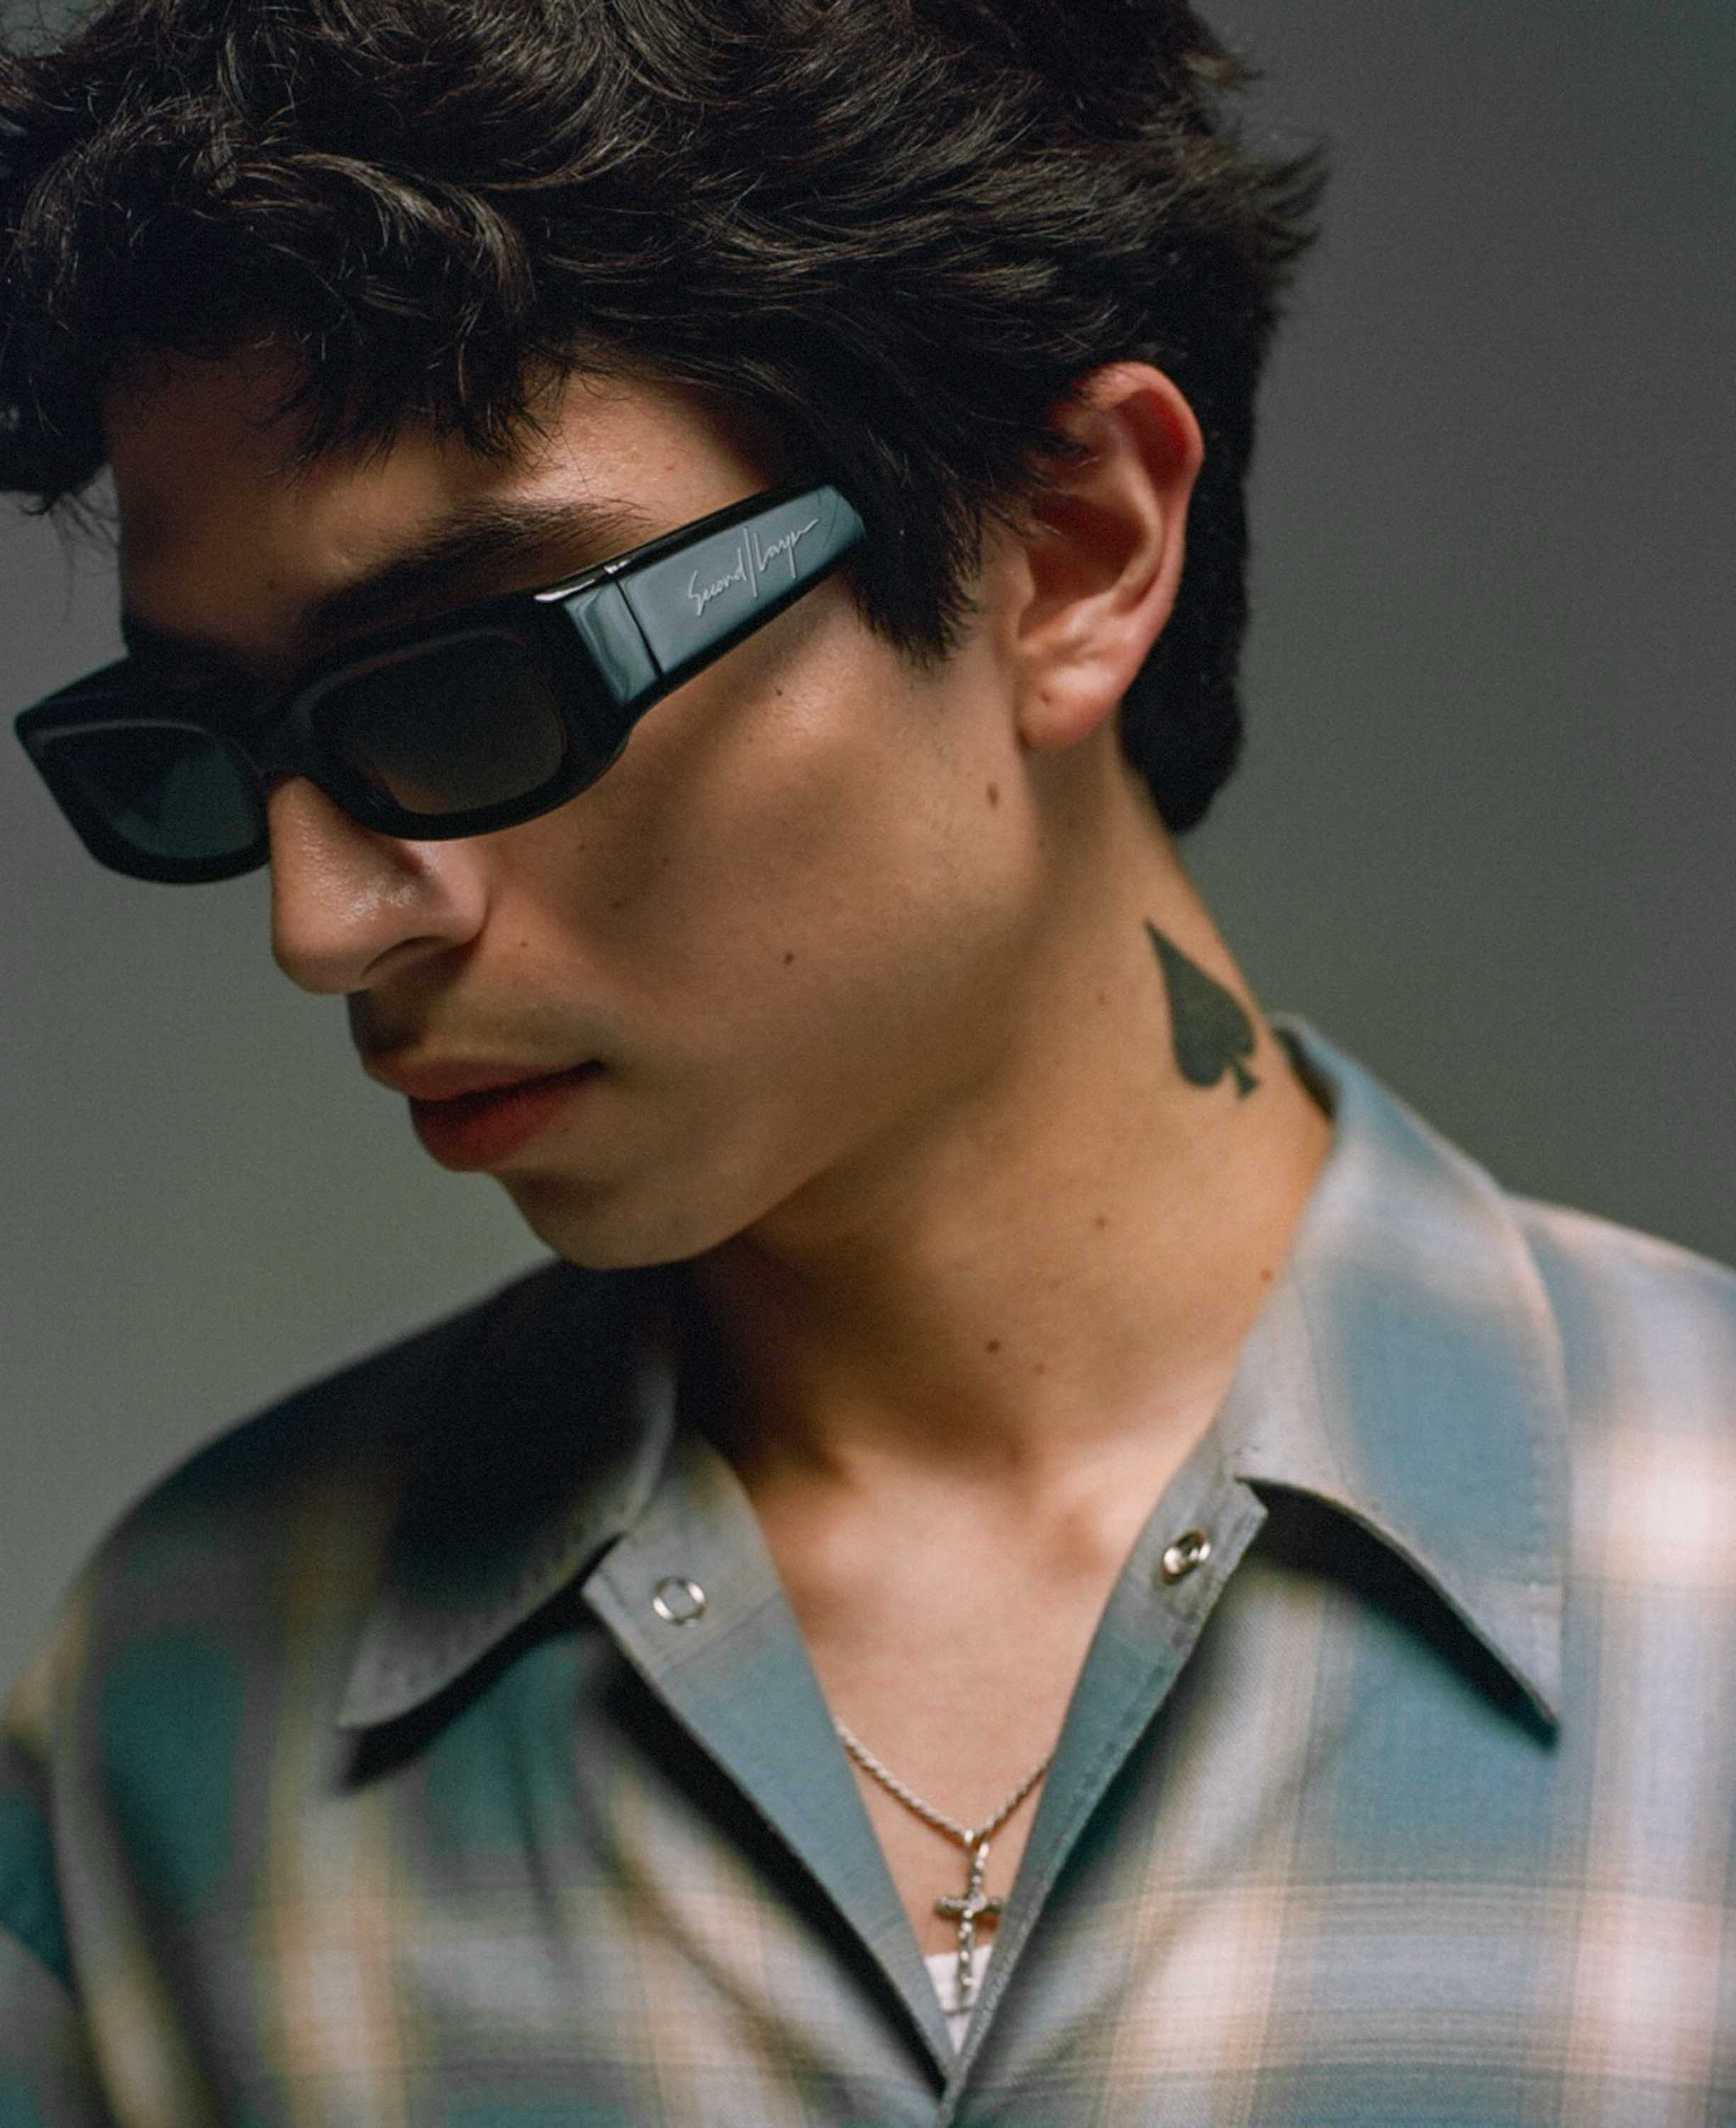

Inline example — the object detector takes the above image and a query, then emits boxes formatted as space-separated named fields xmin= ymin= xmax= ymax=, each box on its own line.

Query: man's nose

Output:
xmin=267 ymin=778 xmax=487 ymax=995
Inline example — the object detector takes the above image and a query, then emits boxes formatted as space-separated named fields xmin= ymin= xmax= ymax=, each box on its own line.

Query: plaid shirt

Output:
xmin=4 ymin=1023 xmax=1735 ymax=2126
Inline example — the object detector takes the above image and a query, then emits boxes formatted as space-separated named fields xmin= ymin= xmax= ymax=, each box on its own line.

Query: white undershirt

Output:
xmin=924 ymin=1941 xmax=995 ymax=2050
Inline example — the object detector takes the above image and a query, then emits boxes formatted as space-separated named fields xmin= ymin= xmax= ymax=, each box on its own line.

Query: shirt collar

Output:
xmin=339 ymin=1020 xmax=1569 ymax=1732
xmin=1223 ymin=1019 xmax=1568 ymax=1724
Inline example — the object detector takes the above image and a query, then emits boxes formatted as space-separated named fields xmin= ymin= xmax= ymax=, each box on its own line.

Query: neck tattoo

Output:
xmin=834 ymin=1722 xmax=1055 ymax=2011
xmin=1145 ymin=921 xmax=1260 ymax=1098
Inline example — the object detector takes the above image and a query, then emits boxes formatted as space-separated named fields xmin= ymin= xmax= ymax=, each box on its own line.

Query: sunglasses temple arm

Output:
xmin=555 ymin=485 xmax=867 ymax=716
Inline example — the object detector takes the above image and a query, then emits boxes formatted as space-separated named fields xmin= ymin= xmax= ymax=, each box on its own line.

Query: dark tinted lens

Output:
xmin=38 ymin=720 xmax=260 ymax=860
xmin=314 ymin=628 xmax=569 ymax=816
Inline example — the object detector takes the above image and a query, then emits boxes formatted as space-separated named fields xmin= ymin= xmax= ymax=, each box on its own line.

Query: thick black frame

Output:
xmin=15 ymin=480 xmax=865 ymax=883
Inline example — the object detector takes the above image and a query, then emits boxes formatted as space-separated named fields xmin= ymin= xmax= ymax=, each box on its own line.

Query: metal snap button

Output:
xmin=652 ymin=1577 xmax=708 ymax=1625
xmin=1159 ymin=1530 xmax=1213 ymax=1584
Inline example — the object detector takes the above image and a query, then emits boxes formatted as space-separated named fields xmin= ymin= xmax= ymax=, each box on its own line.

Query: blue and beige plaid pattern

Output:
xmin=4 ymin=1024 xmax=1735 ymax=2124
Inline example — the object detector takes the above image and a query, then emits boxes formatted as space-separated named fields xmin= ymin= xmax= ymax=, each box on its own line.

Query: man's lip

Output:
xmin=363 ymin=1058 xmax=596 ymax=1102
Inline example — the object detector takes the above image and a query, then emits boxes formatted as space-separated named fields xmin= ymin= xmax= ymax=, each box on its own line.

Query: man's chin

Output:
xmin=498 ymin=1168 xmax=740 ymax=1274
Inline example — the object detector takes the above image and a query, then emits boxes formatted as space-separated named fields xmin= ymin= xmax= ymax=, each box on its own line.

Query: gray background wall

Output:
xmin=4 ymin=0 xmax=1732 ymax=1694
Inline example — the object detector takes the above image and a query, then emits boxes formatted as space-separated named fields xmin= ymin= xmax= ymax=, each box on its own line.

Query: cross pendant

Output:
xmin=934 ymin=1836 xmax=1003 ymax=2010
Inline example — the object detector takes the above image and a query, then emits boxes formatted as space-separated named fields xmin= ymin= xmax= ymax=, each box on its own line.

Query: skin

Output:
xmin=106 ymin=348 xmax=1332 ymax=1954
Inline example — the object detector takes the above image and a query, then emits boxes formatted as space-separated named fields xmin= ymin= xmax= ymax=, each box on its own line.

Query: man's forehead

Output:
xmin=101 ymin=352 xmax=705 ymax=658
xmin=107 ymin=349 xmax=514 ymax=567
xmin=109 ymin=350 xmax=757 ymax=540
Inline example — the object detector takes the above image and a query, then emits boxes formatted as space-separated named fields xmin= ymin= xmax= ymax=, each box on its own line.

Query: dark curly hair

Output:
xmin=0 ymin=0 xmax=1321 ymax=831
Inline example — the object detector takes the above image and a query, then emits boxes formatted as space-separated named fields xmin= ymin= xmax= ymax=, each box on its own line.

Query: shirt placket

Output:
xmin=940 ymin=1438 xmax=1269 ymax=2115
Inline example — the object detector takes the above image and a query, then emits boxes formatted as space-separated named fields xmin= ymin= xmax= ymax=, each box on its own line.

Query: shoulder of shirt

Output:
xmin=0 ymin=1257 xmax=667 ymax=1992
xmin=1508 ymin=1188 xmax=1736 ymax=1321
xmin=1506 ymin=1190 xmax=1736 ymax=1429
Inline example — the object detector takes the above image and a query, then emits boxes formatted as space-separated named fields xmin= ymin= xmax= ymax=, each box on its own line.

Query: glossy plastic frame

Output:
xmin=15 ymin=480 xmax=865 ymax=882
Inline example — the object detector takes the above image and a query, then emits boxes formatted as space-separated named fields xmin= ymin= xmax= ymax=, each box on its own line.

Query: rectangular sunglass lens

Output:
xmin=315 ymin=631 xmax=569 ymax=816
xmin=36 ymin=720 xmax=262 ymax=863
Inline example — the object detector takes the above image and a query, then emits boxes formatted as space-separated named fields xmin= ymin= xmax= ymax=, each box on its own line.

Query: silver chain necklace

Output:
xmin=834 ymin=1720 xmax=1055 ymax=2011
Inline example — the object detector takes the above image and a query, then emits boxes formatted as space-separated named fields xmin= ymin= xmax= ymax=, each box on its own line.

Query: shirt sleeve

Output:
xmin=0 ymin=1595 xmax=117 ymax=2128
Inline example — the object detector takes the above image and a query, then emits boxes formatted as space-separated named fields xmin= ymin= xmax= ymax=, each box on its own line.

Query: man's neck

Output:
xmin=672 ymin=782 xmax=1332 ymax=1954
xmin=685 ymin=816 xmax=1331 ymax=1508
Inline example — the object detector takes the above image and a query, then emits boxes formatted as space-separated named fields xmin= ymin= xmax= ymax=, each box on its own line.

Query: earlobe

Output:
xmin=1009 ymin=363 xmax=1204 ymax=756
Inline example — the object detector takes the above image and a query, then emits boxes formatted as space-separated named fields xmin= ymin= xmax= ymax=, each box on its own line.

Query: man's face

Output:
xmin=106 ymin=354 xmax=1049 ymax=1268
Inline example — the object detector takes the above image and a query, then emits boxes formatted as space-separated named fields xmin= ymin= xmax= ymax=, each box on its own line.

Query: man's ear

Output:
xmin=1002 ymin=362 xmax=1203 ymax=755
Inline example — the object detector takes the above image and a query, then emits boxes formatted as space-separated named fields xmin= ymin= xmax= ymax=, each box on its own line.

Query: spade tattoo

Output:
xmin=1146 ymin=924 xmax=1259 ymax=1098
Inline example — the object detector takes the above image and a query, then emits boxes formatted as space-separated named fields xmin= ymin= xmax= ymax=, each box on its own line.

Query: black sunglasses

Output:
xmin=13 ymin=480 xmax=865 ymax=884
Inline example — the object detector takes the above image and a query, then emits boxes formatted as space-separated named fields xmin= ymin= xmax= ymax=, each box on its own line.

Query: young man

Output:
xmin=3 ymin=2 xmax=1733 ymax=2123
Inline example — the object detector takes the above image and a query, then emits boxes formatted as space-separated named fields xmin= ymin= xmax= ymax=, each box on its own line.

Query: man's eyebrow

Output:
xmin=116 ymin=494 xmax=657 ymax=677
xmin=309 ymin=494 xmax=655 ymax=637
